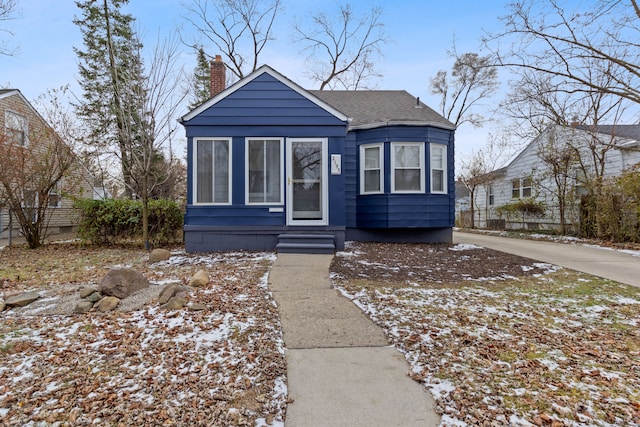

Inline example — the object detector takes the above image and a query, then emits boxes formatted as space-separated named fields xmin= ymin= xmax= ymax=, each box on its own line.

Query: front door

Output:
xmin=286 ymin=138 xmax=328 ymax=225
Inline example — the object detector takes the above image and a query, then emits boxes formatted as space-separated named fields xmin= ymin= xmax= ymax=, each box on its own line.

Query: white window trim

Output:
xmin=430 ymin=143 xmax=447 ymax=194
xmin=245 ymin=137 xmax=284 ymax=205
xmin=391 ymin=142 xmax=425 ymax=193
xmin=359 ymin=143 xmax=384 ymax=195
xmin=193 ymin=137 xmax=232 ymax=205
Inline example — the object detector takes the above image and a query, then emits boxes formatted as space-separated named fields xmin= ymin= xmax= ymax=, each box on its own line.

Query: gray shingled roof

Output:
xmin=309 ymin=90 xmax=455 ymax=131
xmin=575 ymin=124 xmax=640 ymax=141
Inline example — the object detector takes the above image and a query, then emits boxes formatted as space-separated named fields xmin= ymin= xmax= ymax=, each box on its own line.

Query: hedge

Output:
xmin=74 ymin=198 xmax=183 ymax=246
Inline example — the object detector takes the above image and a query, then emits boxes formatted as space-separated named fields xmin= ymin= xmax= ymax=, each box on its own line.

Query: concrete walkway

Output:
xmin=454 ymin=231 xmax=640 ymax=288
xmin=268 ymin=254 xmax=440 ymax=427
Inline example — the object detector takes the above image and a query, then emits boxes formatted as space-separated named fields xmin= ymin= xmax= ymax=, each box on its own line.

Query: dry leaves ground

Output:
xmin=0 ymin=244 xmax=287 ymax=426
xmin=331 ymin=242 xmax=640 ymax=427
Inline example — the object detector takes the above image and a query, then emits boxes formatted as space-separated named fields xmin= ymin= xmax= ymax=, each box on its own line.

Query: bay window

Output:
xmin=430 ymin=143 xmax=447 ymax=193
xmin=360 ymin=143 xmax=383 ymax=194
xmin=391 ymin=142 xmax=424 ymax=193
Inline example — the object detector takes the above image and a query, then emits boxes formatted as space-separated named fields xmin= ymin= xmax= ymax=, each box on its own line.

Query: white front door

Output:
xmin=286 ymin=138 xmax=328 ymax=225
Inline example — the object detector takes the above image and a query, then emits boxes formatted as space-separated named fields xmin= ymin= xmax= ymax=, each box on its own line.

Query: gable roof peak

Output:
xmin=181 ymin=64 xmax=349 ymax=123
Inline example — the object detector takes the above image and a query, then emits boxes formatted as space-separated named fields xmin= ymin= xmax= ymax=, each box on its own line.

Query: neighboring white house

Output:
xmin=473 ymin=124 xmax=640 ymax=232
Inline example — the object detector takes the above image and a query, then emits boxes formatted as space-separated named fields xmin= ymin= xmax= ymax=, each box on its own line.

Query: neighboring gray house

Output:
xmin=473 ymin=124 xmax=640 ymax=232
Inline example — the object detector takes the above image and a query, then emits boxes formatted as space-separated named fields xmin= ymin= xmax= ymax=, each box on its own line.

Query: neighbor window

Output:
xmin=194 ymin=138 xmax=231 ymax=204
xmin=488 ymin=184 xmax=495 ymax=206
xmin=5 ymin=110 xmax=28 ymax=146
xmin=511 ymin=179 xmax=521 ymax=199
xmin=522 ymin=177 xmax=532 ymax=198
xmin=430 ymin=144 xmax=447 ymax=193
xmin=512 ymin=177 xmax=533 ymax=199
xmin=360 ymin=143 xmax=383 ymax=194
xmin=48 ymin=186 xmax=61 ymax=208
xmin=391 ymin=142 xmax=424 ymax=193
xmin=246 ymin=138 xmax=282 ymax=204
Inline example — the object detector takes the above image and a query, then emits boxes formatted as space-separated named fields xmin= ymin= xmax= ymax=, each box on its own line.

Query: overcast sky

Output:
xmin=1 ymin=0 xmax=512 ymax=167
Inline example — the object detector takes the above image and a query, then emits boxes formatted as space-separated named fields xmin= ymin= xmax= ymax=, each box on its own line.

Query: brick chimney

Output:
xmin=210 ymin=55 xmax=226 ymax=97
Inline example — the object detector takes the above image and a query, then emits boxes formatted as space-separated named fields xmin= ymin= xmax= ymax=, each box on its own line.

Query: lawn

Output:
xmin=0 ymin=244 xmax=287 ymax=426
xmin=331 ymin=242 xmax=640 ymax=427
xmin=1 ymin=240 xmax=639 ymax=426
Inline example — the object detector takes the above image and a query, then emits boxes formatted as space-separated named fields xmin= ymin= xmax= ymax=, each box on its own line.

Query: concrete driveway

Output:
xmin=454 ymin=231 xmax=640 ymax=288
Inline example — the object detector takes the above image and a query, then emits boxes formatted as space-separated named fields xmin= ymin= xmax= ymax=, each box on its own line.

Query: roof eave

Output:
xmin=348 ymin=120 xmax=456 ymax=131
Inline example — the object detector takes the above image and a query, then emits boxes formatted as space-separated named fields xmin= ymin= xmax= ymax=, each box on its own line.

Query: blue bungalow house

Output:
xmin=180 ymin=61 xmax=455 ymax=253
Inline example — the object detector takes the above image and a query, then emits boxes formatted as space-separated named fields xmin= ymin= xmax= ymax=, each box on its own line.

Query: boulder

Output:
xmin=100 ymin=268 xmax=150 ymax=299
xmin=79 ymin=287 xmax=98 ymax=299
xmin=0 ymin=298 xmax=5 ymax=312
xmin=95 ymin=296 xmax=120 ymax=312
xmin=189 ymin=269 xmax=209 ymax=287
xmin=158 ymin=283 xmax=186 ymax=305
xmin=73 ymin=301 xmax=94 ymax=314
xmin=164 ymin=296 xmax=186 ymax=310
xmin=86 ymin=292 xmax=103 ymax=303
xmin=188 ymin=302 xmax=206 ymax=311
xmin=149 ymin=249 xmax=171 ymax=264
xmin=5 ymin=291 xmax=40 ymax=307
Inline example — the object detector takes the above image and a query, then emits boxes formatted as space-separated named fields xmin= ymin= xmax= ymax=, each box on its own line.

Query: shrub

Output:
xmin=74 ymin=198 xmax=183 ymax=246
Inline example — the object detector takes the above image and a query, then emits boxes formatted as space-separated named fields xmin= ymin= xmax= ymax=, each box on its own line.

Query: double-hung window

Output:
xmin=360 ymin=143 xmax=383 ymax=194
xmin=247 ymin=138 xmax=282 ymax=204
xmin=194 ymin=138 xmax=231 ymax=204
xmin=512 ymin=177 xmax=532 ymax=199
xmin=5 ymin=111 xmax=28 ymax=146
xmin=430 ymin=144 xmax=447 ymax=193
xmin=391 ymin=142 xmax=424 ymax=193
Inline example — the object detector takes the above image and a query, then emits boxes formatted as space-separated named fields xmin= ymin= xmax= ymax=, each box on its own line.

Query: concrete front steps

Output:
xmin=275 ymin=233 xmax=335 ymax=254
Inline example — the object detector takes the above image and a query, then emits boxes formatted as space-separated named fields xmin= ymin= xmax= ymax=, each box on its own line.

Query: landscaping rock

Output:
xmin=189 ymin=269 xmax=209 ymax=287
xmin=86 ymin=292 xmax=103 ymax=303
xmin=6 ymin=291 xmax=41 ymax=307
xmin=100 ymin=268 xmax=150 ymax=299
xmin=74 ymin=301 xmax=94 ymax=314
xmin=188 ymin=302 xmax=206 ymax=311
xmin=164 ymin=296 xmax=186 ymax=310
xmin=96 ymin=296 xmax=120 ymax=312
xmin=0 ymin=298 xmax=5 ymax=312
xmin=79 ymin=287 xmax=98 ymax=299
xmin=149 ymin=248 xmax=171 ymax=264
xmin=158 ymin=283 xmax=186 ymax=305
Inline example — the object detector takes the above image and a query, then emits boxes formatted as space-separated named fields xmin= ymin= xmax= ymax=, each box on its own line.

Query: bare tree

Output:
xmin=293 ymin=3 xmax=387 ymax=90
xmin=535 ymin=128 xmax=580 ymax=234
xmin=485 ymin=0 xmax=640 ymax=105
xmin=182 ymin=0 xmax=281 ymax=81
xmin=0 ymin=0 xmax=17 ymax=56
xmin=116 ymin=34 xmax=187 ymax=249
xmin=458 ymin=134 xmax=511 ymax=228
xmin=430 ymin=51 xmax=499 ymax=127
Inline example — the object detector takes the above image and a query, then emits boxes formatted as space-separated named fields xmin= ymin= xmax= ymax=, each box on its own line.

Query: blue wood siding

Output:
xmin=183 ymin=72 xmax=349 ymax=230
xmin=182 ymin=69 xmax=455 ymax=250
xmin=349 ymin=125 xmax=455 ymax=229
xmin=184 ymin=74 xmax=346 ymax=129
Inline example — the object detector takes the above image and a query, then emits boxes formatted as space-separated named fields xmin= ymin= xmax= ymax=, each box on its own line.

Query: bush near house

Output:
xmin=495 ymin=198 xmax=546 ymax=230
xmin=74 ymin=198 xmax=183 ymax=246
xmin=581 ymin=165 xmax=640 ymax=242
